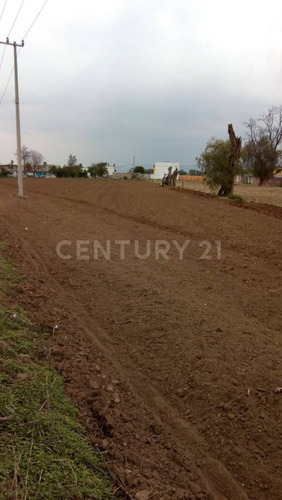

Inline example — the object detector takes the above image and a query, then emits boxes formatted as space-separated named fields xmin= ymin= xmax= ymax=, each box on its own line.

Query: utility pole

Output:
xmin=0 ymin=38 xmax=24 ymax=197
xmin=133 ymin=156 xmax=135 ymax=172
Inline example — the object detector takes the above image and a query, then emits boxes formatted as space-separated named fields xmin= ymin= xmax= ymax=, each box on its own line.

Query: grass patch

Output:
xmin=226 ymin=194 xmax=243 ymax=202
xmin=0 ymin=254 xmax=114 ymax=500
xmin=0 ymin=249 xmax=20 ymax=295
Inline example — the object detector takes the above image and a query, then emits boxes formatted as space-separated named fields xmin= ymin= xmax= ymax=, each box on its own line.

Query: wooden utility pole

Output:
xmin=0 ymin=38 xmax=24 ymax=197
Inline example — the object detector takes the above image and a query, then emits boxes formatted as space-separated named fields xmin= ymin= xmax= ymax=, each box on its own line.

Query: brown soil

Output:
xmin=0 ymin=178 xmax=281 ymax=500
xmin=173 ymin=186 xmax=282 ymax=220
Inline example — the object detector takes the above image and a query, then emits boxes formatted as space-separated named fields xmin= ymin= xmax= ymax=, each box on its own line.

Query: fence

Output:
xmin=179 ymin=175 xmax=204 ymax=182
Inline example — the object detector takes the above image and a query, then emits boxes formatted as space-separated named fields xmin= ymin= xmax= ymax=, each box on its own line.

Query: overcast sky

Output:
xmin=0 ymin=0 xmax=282 ymax=170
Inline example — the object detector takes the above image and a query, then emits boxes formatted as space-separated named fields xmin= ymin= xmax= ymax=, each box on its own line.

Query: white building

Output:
xmin=107 ymin=165 xmax=115 ymax=176
xmin=151 ymin=161 xmax=180 ymax=180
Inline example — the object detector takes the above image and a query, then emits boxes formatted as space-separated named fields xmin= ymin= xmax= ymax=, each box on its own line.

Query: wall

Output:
xmin=179 ymin=175 xmax=203 ymax=182
xmin=107 ymin=166 xmax=115 ymax=176
xmin=151 ymin=162 xmax=180 ymax=179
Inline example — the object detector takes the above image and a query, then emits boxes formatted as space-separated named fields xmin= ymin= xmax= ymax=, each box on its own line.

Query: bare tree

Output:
xmin=261 ymin=106 xmax=282 ymax=151
xmin=15 ymin=145 xmax=31 ymax=169
xmin=21 ymin=145 xmax=31 ymax=168
xmin=67 ymin=154 xmax=77 ymax=167
xmin=30 ymin=150 xmax=44 ymax=176
xmin=245 ymin=106 xmax=282 ymax=185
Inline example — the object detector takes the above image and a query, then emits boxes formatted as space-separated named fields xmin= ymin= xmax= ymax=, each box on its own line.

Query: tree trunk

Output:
xmin=218 ymin=124 xmax=241 ymax=196
xmin=171 ymin=168 xmax=179 ymax=187
xmin=167 ymin=166 xmax=173 ymax=186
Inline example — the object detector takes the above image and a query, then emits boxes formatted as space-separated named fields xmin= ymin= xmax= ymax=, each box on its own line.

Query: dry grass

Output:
xmin=175 ymin=180 xmax=282 ymax=207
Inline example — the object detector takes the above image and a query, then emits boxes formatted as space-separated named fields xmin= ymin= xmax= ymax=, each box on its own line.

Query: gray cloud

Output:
xmin=1 ymin=0 xmax=282 ymax=168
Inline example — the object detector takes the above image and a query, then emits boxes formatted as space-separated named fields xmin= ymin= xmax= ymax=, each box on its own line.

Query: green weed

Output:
xmin=0 ymin=254 xmax=114 ymax=500
xmin=226 ymin=194 xmax=243 ymax=202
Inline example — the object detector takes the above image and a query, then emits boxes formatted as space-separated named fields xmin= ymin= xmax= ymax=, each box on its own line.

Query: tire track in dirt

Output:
xmin=0 ymin=211 xmax=251 ymax=500
xmin=0 ymin=179 xmax=281 ymax=499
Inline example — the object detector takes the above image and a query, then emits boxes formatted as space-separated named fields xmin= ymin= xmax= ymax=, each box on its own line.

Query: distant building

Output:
xmin=0 ymin=162 xmax=53 ymax=178
xmin=24 ymin=162 xmax=50 ymax=178
xmin=151 ymin=161 xmax=180 ymax=180
xmin=235 ymin=175 xmax=254 ymax=184
xmin=0 ymin=162 xmax=17 ymax=175
xmin=107 ymin=164 xmax=115 ymax=176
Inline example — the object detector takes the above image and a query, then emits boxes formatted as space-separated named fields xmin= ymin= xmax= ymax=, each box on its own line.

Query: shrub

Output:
xmin=226 ymin=194 xmax=243 ymax=202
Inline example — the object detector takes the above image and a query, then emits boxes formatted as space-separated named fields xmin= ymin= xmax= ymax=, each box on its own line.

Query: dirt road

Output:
xmin=0 ymin=178 xmax=281 ymax=500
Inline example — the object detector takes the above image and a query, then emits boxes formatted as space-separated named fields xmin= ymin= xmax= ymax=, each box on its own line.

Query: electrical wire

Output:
xmin=0 ymin=0 xmax=9 ymax=71
xmin=0 ymin=0 xmax=8 ymax=23
xmin=8 ymin=0 xmax=25 ymax=37
xmin=0 ymin=44 xmax=7 ymax=70
xmin=0 ymin=0 xmax=49 ymax=104
xmin=22 ymin=0 xmax=49 ymax=40
xmin=0 ymin=47 xmax=21 ymax=104
xmin=0 ymin=65 xmax=14 ymax=104
xmin=0 ymin=0 xmax=24 ymax=71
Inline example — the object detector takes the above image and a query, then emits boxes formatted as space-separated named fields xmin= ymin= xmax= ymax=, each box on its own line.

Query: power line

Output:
xmin=0 ymin=62 xmax=14 ymax=104
xmin=0 ymin=0 xmax=49 ymax=104
xmin=8 ymin=0 xmax=25 ymax=37
xmin=0 ymin=0 xmax=8 ymax=70
xmin=0 ymin=43 xmax=7 ymax=70
xmin=0 ymin=0 xmax=8 ymax=23
xmin=0 ymin=47 xmax=21 ymax=104
xmin=22 ymin=0 xmax=49 ymax=40
xmin=0 ymin=0 xmax=24 ymax=71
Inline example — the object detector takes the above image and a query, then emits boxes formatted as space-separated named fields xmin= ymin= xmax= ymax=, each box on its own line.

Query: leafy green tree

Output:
xmin=134 ymin=166 xmax=145 ymax=174
xmin=88 ymin=162 xmax=108 ymax=177
xmin=49 ymin=165 xmax=59 ymax=176
xmin=197 ymin=124 xmax=242 ymax=196
xmin=240 ymin=144 xmax=254 ymax=174
xmin=197 ymin=138 xmax=232 ymax=192
xmin=51 ymin=165 xmax=87 ymax=178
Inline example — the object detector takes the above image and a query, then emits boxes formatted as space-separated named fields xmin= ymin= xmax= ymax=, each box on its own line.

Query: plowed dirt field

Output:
xmin=0 ymin=178 xmax=281 ymax=500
